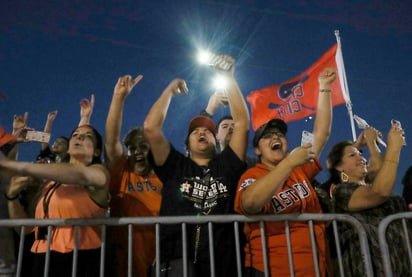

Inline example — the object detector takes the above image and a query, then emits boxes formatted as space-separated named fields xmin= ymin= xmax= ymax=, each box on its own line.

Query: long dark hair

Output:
xmin=326 ymin=140 xmax=354 ymax=185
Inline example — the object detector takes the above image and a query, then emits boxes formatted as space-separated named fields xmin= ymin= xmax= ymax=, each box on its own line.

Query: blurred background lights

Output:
xmin=197 ymin=50 xmax=212 ymax=65
xmin=212 ymin=75 xmax=228 ymax=90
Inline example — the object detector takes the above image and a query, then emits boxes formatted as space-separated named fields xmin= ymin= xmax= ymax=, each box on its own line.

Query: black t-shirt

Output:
xmin=148 ymin=144 xmax=246 ymax=275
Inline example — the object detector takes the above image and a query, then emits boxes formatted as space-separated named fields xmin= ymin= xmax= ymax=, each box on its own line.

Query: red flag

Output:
xmin=247 ymin=43 xmax=345 ymax=130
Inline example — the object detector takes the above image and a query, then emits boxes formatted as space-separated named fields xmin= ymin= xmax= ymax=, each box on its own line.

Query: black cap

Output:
xmin=253 ymin=118 xmax=287 ymax=147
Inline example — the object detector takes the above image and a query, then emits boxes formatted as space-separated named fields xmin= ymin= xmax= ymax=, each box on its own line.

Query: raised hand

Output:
xmin=205 ymin=92 xmax=228 ymax=115
xmin=12 ymin=112 xmax=31 ymax=142
xmin=164 ymin=79 xmax=188 ymax=96
xmin=285 ymin=144 xmax=316 ymax=168
xmin=80 ymin=94 xmax=95 ymax=120
xmin=213 ymin=54 xmax=235 ymax=77
xmin=114 ymin=74 xmax=143 ymax=98
xmin=47 ymin=110 xmax=58 ymax=122
xmin=318 ymin=67 xmax=337 ymax=87
xmin=387 ymin=124 xmax=405 ymax=149
xmin=13 ymin=112 xmax=28 ymax=133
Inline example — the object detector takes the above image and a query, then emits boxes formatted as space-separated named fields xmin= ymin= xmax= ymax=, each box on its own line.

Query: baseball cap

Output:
xmin=253 ymin=118 xmax=287 ymax=147
xmin=187 ymin=116 xmax=216 ymax=136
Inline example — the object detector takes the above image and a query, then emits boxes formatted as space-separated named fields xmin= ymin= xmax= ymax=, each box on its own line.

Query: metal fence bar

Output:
xmin=284 ymin=220 xmax=294 ymax=277
xmin=332 ymin=220 xmax=345 ymax=277
xmin=308 ymin=220 xmax=320 ymax=277
xmin=378 ymin=212 xmax=412 ymax=277
xmin=401 ymin=219 xmax=412 ymax=269
xmin=182 ymin=223 xmax=188 ymax=277
xmin=15 ymin=226 xmax=26 ymax=277
xmin=0 ymin=213 xmax=376 ymax=277
xmin=99 ymin=224 xmax=107 ymax=277
xmin=259 ymin=220 xmax=269 ymax=277
xmin=127 ymin=224 xmax=132 ymax=277
xmin=233 ymin=221 xmax=242 ymax=277
xmin=43 ymin=225 xmax=53 ymax=277
xmin=155 ymin=223 xmax=160 ymax=277
xmin=207 ymin=222 xmax=215 ymax=277
xmin=72 ymin=225 xmax=79 ymax=277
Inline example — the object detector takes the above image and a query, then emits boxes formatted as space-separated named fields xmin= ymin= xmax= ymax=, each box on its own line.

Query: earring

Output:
xmin=340 ymin=171 xmax=349 ymax=183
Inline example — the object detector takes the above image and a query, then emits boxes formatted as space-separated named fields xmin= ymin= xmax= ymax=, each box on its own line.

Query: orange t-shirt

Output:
xmin=109 ymin=156 xmax=163 ymax=277
xmin=32 ymin=181 xmax=107 ymax=253
xmin=234 ymin=160 xmax=327 ymax=277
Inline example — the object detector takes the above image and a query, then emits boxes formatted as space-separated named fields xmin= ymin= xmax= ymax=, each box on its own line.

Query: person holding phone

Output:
xmin=2 ymin=124 xmax=109 ymax=277
xmin=234 ymin=67 xmax=337 ymax=276
xmin=144 ymin=54 xmax=249 ymax=276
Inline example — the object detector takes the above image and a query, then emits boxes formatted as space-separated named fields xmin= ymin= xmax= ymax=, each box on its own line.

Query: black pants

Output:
xmin=149 ymin=259 xmax=196 ymax=277
xmin=32 ymin=248 xmax=101 ymax=277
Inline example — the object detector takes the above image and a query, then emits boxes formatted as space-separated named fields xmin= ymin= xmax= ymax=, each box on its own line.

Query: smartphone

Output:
xmin=301 ymin=130 xmax=314 ymax=146
xmin=391 ymin=119 xmax=406 ymax=146
xmin=26 ymin=130 xmax=51 ymax=143
xmin=208 ymin=53 xmax=233 ymax=71
xmin=214 ymin=91 xmax=229 ymax=106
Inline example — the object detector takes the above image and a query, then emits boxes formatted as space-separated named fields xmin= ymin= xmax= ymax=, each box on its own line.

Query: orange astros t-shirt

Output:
xmin=234 ymin=159 xmax=327 ymax=277
xmin=109 ymin=156 xmax=163 ymax=277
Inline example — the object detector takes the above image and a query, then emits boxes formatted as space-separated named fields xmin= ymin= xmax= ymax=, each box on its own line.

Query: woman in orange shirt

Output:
xmin=2 ymin=124 xmax=109 ymax=277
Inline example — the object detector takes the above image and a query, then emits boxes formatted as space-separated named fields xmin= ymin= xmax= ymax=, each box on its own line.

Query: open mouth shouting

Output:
xmin=270 ymin=142 xmax=282 ymax=151
xmin=198 ymin=135 xmax=208 ymax=143
xmin=132 ymin=154 xmax=146 ymax=163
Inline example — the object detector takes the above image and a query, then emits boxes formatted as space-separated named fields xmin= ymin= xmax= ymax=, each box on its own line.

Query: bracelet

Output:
xmin=4 ymin=192 xmax=19 ymax=201
xmin=384 ymin=159 xmax=398 ymax=165
xmin=320 ymin=89 xmax=331 ymax=93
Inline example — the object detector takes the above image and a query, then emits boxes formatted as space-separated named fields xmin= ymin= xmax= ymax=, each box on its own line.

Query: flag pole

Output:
xmin=334 ymin=30 xmax=357 ymax=141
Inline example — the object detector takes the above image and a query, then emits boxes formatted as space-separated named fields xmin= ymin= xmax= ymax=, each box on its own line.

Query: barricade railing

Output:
xmin=0 ymin=213 xmax=374 ymax=277
xmin=378 ymin=212 xmax=412 ymax=277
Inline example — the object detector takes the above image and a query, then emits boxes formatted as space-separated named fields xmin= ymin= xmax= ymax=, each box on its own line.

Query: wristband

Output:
xmin=320 ymin=89 xmax=331 ymax=93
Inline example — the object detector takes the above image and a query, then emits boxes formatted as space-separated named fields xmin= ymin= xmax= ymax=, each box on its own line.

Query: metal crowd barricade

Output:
xmin=0 ymin=213 xmax=374 ymax=277
xmin=378 ymin=211 xmax=412 ymax=277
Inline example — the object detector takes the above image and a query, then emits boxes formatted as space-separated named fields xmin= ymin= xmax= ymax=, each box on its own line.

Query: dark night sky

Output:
xmin=1 ymin=0 xmax=411 ymax=194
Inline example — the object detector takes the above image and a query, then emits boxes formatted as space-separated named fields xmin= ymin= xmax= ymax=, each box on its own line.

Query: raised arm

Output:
xmin=241 ymin=144 xmax=315 ymax=214
xmin=218 ymin=55 xmax=250 ymax=161
xmin=143 ymin=79 xmax=188 ymax=166
xmin=78 ymin=94 xmax=95 ymax=126
xmin=42 ymin=110 xmax=58 ymax=151
xmin=104 ymin=75 xmax=142 ymax=169
xmin=201 ymin=92 xmax=228 ymax=118
xmin=354 ymin=127 xmax=383 ymax=182
xmin=9 ymin=112 xmax=29 ymax=161
xmin=0 ymin=159 xmax=108 ymax=189
xmin=348 ymin=125 xmax=405 ymax=211
xmin=312 ymin=67 xmax=337 ymax=157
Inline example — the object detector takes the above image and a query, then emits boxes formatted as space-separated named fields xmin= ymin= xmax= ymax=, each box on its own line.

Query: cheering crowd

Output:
xmin=0 ymin=54 xmax=410 ymax=277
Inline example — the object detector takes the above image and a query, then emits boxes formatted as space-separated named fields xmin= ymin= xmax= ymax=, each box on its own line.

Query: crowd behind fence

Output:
xmin=0 ymin=213 xmax=411 ymax=277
